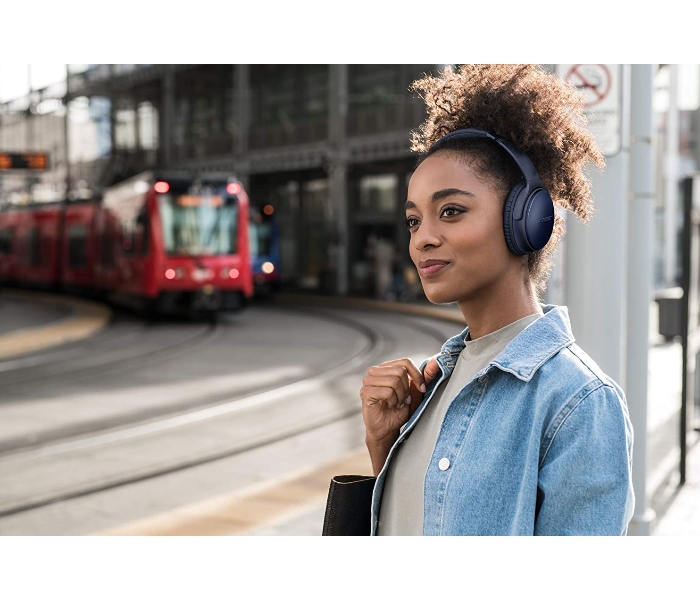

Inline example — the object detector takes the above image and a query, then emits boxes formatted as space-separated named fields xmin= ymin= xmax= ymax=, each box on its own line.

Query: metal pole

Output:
xmin=565 ymin=65 xmax=630 ymax=391
xmin=64 ymin=64 xmax=71 ymax=195
xmin=26 ymin=65 xmax=33 ymax=192
xmin=329 ymin=64 xmax=349 ymax=296
xmin=234 ymin=64 xmax=250 ymax=189
xmin=160 ymin=66 xmax=174 ymax=168
xmin=679 ymin=176 xmax=693 ymax=487
xmin=664 ymin=65 xmax=679 ymax=287
xmin=109 ymin=65 xmax=117 ymax=162
xmin=134 ymin=100 xmax=141 ymax=153
xmin=625 ymin=64 xmax=657 ymax=536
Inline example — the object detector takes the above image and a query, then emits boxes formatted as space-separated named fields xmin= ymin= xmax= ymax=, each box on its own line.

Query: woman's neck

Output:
xmin=457 ymin=280 xmax=543 ymax=341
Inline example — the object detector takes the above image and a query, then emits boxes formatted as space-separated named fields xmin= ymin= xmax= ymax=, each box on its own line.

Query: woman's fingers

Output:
xmin=360 ymin=385 xmax=403 ymax=408
xmin=367 ymin=366 xmax=410 ymax=398
xmin=360 ymin=357 xmax=435 ymax=417
xmin=364 ymin=376 xmax=410 ymax=405
xmin=422 ymin=357 xmax=440 ymax=385
xmin=379 ymin=358 xmax=426 ymax=392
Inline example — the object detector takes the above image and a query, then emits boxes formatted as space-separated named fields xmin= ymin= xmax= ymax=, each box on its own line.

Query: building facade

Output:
xmin=2 ymin=64 xmax=448 ymax=296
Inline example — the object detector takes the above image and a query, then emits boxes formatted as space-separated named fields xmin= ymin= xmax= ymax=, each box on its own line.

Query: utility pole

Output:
xmin=328 ymin=64 xmax=349 ymax=296
xmin=234 ymin=64 xmax=251 ymax=190
xmin=27 ymin=64 xmax=35 ymax=192
xmin=159 ymin=65 xmax=175 ymax=169
xmin=664 ymin=65 xmax=679 ymax=287
xmin=626 ymin=64 xmax=657 ymax=536
xmin=64 ymin=64 xmax=71 ymax=195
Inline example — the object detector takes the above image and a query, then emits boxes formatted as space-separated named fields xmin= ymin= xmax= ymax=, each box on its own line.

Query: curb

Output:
xmin=0 ymin=290 xmax=112 ymax=359
xmin=270 ymin=292 xmax=466 ymax=325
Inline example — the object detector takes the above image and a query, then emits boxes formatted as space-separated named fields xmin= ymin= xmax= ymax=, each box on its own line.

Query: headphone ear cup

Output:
xmin=503 ymin=181 xmax=526 ymax=256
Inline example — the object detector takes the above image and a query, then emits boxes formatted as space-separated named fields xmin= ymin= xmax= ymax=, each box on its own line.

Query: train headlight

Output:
xmin=165 ymin=268 xmax=185 ymax=280
xmin=228 ymin=268 xmax=240 ymax=279
xmin=262 ymin=262 xmax=275 ymax=274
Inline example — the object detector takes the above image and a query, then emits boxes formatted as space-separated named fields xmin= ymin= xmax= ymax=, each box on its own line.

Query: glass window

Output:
xmin=68 ymin=225 xmax=88 ymax=269
xmin=249 ymin=221 xmax=273 ymax=257
xmin=302 ymin=179 xmax=331 ymax=220
xmin=29 ymin=228 xmax=41 ymax=267
xmin=101 ymin=225 xmax=115 ymax=268
xmin=158 ymin=188 xmax=239 ymax=256
xmin=115 ymin=108 xmax=137 ymax=150
xmin=137 ymin=102 xmax=158 ymax=150
xmin=0 ymin=229 xmax=12 ymax=255
xmin=359 ymin=174 xmax=398 ymax=214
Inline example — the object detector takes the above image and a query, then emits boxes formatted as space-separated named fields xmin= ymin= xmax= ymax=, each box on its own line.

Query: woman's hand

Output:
xmin=361 ymin=356 xmax=440 ymax=476
xmin=360 ymin=356 xmax=440 ymax=446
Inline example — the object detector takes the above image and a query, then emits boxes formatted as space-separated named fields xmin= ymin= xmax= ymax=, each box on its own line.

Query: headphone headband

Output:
xmin=427 ymin=128 xmax=541 ymax=185
xmin=425 ymin=127 xmax=554 ymax=256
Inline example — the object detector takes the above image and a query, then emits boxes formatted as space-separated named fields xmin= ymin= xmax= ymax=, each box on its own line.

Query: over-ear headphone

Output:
xmin=426 ymin=128 xmax=554 ymax=256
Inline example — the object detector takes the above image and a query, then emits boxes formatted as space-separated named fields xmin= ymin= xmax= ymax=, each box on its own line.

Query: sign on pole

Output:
xmin=0 ymin=152 xmax=49 ymax=170
xmin=556 ymin=64 xmax=622 ymax=157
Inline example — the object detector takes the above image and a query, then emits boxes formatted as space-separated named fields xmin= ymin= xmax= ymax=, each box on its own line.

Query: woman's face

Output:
xmin=405 ymin=151 xmax=524 ymax=304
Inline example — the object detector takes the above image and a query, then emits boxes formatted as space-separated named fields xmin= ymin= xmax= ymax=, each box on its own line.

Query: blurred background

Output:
xmin=0 ymin=63 xmax=698 ymax=536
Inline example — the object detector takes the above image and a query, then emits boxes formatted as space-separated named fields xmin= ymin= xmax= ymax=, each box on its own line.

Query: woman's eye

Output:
xmin=441 ymin=206 xmax=462 ymax=217
xmin=404 ymin=207 xmax=463 ymax=231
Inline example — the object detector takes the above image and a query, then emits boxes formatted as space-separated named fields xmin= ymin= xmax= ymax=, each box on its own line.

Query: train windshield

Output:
xmin=158 ymin=189 xmax=238 ymax=256
xmin=249 ymin=219 xmax=273 ymax=258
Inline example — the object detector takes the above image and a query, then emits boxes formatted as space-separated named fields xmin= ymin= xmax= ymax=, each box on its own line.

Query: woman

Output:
xmin=359 ymin=64 xmax=635 ymax=536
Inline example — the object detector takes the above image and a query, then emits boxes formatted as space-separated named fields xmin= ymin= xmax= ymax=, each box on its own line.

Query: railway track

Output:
xmin=0 ymin=314 xmax=219 ymax=391
xmin=0 ymin=305 xmax=458 ymax=528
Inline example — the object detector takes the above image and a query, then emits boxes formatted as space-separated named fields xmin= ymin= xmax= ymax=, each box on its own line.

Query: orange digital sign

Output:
xmin=0 ymin=152 xmax=49 ymax=170
xmin=177 ymin=195 xmax=223 ymax=207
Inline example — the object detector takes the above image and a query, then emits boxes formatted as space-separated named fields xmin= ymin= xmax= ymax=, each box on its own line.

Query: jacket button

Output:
xmin=438 ymin=457 xmax=450 ymax=471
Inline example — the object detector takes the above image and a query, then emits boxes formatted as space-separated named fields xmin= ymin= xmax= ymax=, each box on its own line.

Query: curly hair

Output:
xmin=408 ymin=64 xmax=605 ymax=302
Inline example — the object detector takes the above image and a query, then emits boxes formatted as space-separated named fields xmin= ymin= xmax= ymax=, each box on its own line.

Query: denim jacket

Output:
xmin=370 ymin=303 xmax=635 ymax=535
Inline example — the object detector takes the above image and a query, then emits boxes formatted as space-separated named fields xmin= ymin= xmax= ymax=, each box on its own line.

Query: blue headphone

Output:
xmin=427 ymin=128 xmax=554 ymax=256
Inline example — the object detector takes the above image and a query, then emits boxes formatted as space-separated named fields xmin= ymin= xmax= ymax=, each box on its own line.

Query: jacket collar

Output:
xmin=436 ymin=303 xmax=576 ymax=382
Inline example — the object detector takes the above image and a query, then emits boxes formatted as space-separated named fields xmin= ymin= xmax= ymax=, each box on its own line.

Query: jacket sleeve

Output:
xmin=534 ymin=383 xmax=635 ymax=536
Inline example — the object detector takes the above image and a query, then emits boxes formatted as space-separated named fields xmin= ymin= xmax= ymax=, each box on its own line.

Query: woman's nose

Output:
xmin=412 ymin=219 xmax=441 ymax=249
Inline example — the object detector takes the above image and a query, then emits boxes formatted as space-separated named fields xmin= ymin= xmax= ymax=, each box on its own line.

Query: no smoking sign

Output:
xmin=556 ymin=64 xmax=621 ymax=156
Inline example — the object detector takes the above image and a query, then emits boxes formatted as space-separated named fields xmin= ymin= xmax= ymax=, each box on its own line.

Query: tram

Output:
xmin=0 ymin=170 xmax=254 ymax=316
xmin=248 ymin=203 xmax=280 ymax=295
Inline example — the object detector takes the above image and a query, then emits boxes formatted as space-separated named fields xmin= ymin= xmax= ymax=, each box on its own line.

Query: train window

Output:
xmin=248 ymin=212 xmax=273 ymax=258
xmin=29 ymin=228 xmax=41 ymax=267
xmin=136 ymin=207 xmax=149 ymax=256
xmin=68 ymin=225 xmax=88 ymax=269
xmin=121 ymin=221 xmax=147 ymax=256
xmin=0 ymin=229 xmax=12 ymax=255
xmin=158 ymin=193 xmax=238 ymax=256
xmin=121 ymin=226 xmax=137 ymax=256
xmin=101 ymin=227 xmax=115 ymax=268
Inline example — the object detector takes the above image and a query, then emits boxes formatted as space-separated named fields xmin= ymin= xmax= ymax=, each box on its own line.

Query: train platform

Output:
xmin=0 ymin=289 xmax=112 ymax=359
xmin=0 ymin=291 xmax=700 ymax=535
xmin=0 ymin=290 xmax=74 ymax=336
xmin=82 ymin=292 xmax=698 ymax=536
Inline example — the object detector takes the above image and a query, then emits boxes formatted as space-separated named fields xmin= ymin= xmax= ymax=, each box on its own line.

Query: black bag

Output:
xmin=322 ymin=475 xmax=377 ymax=536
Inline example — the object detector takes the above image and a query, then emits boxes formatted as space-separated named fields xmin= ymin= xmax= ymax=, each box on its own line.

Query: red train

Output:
xmin=0 ymin=171 xmax=254 ymax=315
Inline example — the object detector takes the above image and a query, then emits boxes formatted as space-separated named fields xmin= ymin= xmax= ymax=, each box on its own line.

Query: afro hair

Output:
xmin=408 ymin=64 xmax=605 ymax=302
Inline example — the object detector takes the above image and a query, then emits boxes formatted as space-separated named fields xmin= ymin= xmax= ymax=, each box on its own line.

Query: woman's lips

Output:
xmin=418 ymin=262 xmax=450 ymax=278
